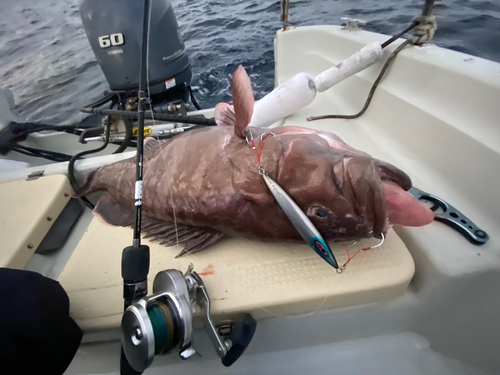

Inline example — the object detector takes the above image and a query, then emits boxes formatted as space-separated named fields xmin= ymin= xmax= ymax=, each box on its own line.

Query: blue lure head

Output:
xmin=312 ymin=238 xmax=339 ymax=269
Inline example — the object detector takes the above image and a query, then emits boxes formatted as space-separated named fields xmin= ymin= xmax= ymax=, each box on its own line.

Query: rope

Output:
xmin=411 ymin=15 xmax=437 ymax=45
xmin=381 ymin=22 xmax=418 ymax=49
xmin=307 ymin=15 xmax=437 ymax=122
xmin=280 ymin=0 xmax=290 ymax=30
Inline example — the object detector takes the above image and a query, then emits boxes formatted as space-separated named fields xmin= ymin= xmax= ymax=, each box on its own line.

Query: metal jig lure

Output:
xmin=247 ymin=130 xmax=339 ymax=269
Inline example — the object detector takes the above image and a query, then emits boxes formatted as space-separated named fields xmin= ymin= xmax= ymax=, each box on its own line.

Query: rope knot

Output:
xmin=412 ymin=15 xmax=437 ymax=45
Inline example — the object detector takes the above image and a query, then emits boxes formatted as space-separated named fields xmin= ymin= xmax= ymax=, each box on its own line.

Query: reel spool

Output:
xmin=121 ymin=265 xmax=257 ymax=372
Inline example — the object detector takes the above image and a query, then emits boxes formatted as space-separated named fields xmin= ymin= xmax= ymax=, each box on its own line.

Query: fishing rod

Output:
xmin=120 ymin=0 xmax=151 ymax=374
xmin=119 ymin=2 xmax=256 ymax=372
xmin=80 ymin=107 xmax=217 ymax=126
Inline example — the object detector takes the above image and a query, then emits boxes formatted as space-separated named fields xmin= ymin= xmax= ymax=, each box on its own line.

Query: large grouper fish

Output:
xmin=74 ymin=66 xmax=434 ymax=257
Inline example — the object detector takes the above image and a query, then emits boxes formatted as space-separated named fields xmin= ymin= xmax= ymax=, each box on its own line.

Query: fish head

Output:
xmin=265 ymin=130 xmax=416 ymax=240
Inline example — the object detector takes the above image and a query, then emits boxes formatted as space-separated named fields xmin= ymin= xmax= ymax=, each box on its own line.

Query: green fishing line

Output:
xmin=147 ymin=302 xmax=170 ymax=355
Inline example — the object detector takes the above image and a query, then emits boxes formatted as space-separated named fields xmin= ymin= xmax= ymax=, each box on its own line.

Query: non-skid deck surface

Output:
xmin=58 ymin=217 xmax=414 ymax=334
xmin=0 ymin=174 xmax=70 ymax=268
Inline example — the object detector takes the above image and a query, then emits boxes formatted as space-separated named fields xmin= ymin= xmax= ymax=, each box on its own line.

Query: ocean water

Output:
xmin=0 ymin=0 xmax=499 ymax=125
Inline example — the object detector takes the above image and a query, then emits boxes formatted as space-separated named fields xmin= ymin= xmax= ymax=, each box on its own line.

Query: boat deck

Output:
xmin=58 ymin=212 xmax=414 ymax=335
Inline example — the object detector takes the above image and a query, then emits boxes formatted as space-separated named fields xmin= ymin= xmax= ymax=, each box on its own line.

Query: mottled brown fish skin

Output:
xmin=74 ymin=65 xmax=432 ymax=256
xmin=77 ymin=124 xmax=412 ymax=243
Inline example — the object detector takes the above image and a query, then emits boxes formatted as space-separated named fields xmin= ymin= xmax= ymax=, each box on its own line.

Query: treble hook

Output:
xmin=245 ymin=130 xmax=254 ymax=145
xmin=371 ymin=233 xmax=385 ymax=249
xmin=246 ymin=130 xmax=277 ymax=145
xmin=260 ymin=131 xmax=276 ymax=141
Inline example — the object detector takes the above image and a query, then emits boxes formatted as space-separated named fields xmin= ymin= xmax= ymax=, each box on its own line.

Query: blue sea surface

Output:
xmin=0 ymin=0 xmax=499 ymax=124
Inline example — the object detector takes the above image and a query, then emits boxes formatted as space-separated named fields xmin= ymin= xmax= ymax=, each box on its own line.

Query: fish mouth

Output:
xmin=375 ymin=159 xmax=413 ymax=233
xmin=375 ymin=159 xmax=412 ymax=191
xmin=334 ymin=157 xmax=412 ymax=239
xmin=375 ymin=160 xmax=434 ymax=228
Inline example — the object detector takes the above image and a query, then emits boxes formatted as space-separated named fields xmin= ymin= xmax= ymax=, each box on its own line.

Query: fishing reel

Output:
xmin=121 ymin=265 xmax=257 ymax=372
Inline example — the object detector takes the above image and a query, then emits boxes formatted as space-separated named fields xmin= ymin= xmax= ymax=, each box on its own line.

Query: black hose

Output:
xmin=68 ymin=124 xmax=111 ymax=210
xmin=81 ymin=107 xmax=216 ymax=126
xmin=9 ymin=122 xmax=79 ymax=139
xmin=3 ymin=120 xmax=110 ymax=163
xmin=11 ymin=146 xmax=71 ymax=163
xmin=12 ymin=144 xmax=72 ymax=162
xmin=84 ymin=92 xmax=116 ymax=109
xmin=188 ymin=85 xmax=201 ymax=110
xmin=113 ymin=117 xmax=134 ymax=154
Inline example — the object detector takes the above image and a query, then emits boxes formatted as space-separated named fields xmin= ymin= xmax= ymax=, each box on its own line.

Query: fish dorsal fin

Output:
xmin=232 ymin=65 xmax=254 ymax=138
xmin=215 ymin=103 xmax=236 ymax=126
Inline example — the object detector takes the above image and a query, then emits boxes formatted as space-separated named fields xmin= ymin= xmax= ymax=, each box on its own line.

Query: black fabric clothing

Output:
xmin=0 ymin=268 xmax=82 ymax=374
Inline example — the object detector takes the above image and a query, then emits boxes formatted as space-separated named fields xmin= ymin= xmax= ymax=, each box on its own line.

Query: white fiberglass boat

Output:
xmin=0 ymin=1 xmax=499 ymax=374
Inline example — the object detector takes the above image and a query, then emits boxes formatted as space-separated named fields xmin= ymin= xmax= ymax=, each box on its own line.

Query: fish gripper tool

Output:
xmin=408 ymin=186 xmax=489 ymax=245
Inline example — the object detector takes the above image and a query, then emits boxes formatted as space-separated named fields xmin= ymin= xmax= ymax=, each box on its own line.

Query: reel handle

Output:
xmin=221 ymin=314 xmax=257 ymax=367
xmin=187 ymin=271 xmax=257 ymax=366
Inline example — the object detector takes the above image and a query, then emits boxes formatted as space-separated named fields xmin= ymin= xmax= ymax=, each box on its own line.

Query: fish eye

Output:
xmin=316 ymin=208 xmax=328 ymax=218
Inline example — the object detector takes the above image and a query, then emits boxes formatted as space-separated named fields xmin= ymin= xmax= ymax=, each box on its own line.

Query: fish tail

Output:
xmin=71 ymin=168 xmax=100 ymax=198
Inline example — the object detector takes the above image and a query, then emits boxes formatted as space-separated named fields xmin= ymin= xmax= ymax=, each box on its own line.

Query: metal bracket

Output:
xmin=341 ymin=17 xmax=366 ymax=31
xmin=103 ymin=115 xmax=127 ymax=134
xmin=216 ymin=321 xmax=234 ymax=337
xmin=167 ymin=102 xmax=190 ymax=114
xmin=26 ymin=170 xmax=44 ymax=181
xmin=78 ymin=126 xmax=104 ymax=144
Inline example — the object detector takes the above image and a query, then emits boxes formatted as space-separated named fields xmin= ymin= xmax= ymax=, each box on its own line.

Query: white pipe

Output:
xmin=314 ymin=41 xmax=383 ymax=92
xmin=249 ymin=72 xmax=317 ymax=128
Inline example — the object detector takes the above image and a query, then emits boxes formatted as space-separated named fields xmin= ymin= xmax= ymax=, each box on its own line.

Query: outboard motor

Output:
xmin=79 ymin=0 xmax=193 ymax=111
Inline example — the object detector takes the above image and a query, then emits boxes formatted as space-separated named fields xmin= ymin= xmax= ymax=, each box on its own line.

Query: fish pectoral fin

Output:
xmin=94 ymin=193 xmax=135 ymax=227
